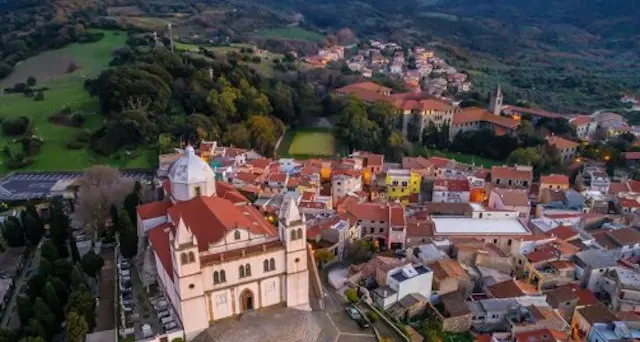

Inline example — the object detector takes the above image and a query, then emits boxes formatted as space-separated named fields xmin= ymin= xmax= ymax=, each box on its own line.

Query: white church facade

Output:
xmin=137 ymin=146 xmax=310 ymax=340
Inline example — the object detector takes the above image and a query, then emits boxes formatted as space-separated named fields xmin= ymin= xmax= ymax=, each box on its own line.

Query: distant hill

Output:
xmin=249 ymin=0 xmax=640 ymax=112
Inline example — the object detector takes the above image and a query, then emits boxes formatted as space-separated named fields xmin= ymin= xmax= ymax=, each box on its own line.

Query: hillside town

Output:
xmin=304 ymin=40 xmax=471 ymax=95
xmin=2 ymin=78 xmax=640 ymax=342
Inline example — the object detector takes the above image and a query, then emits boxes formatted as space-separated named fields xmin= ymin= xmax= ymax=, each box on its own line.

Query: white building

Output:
xmin=137 ymin=146 xmax=309 ymax=340
xmin=587 ymin=170 xmax=611 ymax=194
xmin=432 ymin=179 xmax=470 ymax=203
xmin=372 ymin=265 xmax=433 ymax=309
xmin=331 ymin=170 xmax=363 ymax=201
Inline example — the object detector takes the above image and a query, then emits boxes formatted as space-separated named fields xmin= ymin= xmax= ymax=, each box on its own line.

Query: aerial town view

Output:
xmin=0 ymin=0 xmax=639 ymax=342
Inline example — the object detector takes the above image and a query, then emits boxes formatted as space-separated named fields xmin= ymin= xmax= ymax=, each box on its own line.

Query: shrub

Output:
xmin=67 ymin=61 xmax=79 ymax=73
xmin=71 ymin=113 xmax=86 ymax=127
xmin=2 ymin=116 xmax=30 ymax=136
xmin=366 ymin=311 xmax=380 ymax=323
xmin=26 ymin=76 xmax=36 ymax=87
xmin=75 ymin=130 xmax=91 ymax=143
xmin=24 ymin=88 xmax=34 ymax=97
xmin=34 ymin=91 xmax=45 ymax=101
xmin=345 ymin=288 xmax=359 ymax=303
xmin=66 ymin=141 xmax=85 ymax=150
xmin=13 ymin=82 xmax=27 ymax=92
xmin=251 ymin=56 xmax=261 ymax=63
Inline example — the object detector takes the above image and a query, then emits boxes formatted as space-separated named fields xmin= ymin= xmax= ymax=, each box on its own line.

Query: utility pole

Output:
xmin=153 ymin=32 xmax=159 ymax=48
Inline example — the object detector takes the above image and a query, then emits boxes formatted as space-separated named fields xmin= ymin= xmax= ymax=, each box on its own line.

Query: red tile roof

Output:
xmin=268 ymin=172 xmax=287 ymax=183
xmin=624 ymin=152 xmax=640 ymax=160
xmin=406 ymin=219 xmax=434 ymax=238
xmin=429 ymin=156 xmax=453 ymax=168
xmin=619 ymin=197 xmax=640 ymax=209
xmin=514 ymin=329 xmax=569 ymax=342
xmin=167 ymin=197 xmax=277 ymax=251
xmin=335 ymin=82 xmax=453 ymax=112
xmin=390 ymin=205 xmax=405 ymax=227
xmin=433 ymin=179 xmax=470 ymax=192
xmin=502 ymin=105 xmax=565 ymax=119
xmin=247 ymin=158 xmax=270 ymax=169
xmin=570 ymin=115 xmax=593 ymax=127
xmin=365 ymin=154 xmax=384 ymax=167
xmin=402 ymin=156 xmax=433 ymax=170
xmin=235 ymin=172 xmax=260 ymax=184
xmin=491 ymin=166 xmax=533 ymax=181
xmin=545 ymin=225 xmax=579 ymax=241
xmin=609 ymin=182 xmax=631 ymax=195
xmin=540 ymin=174 xmax=570 ymax=185
xmin=148 ymin=223 xmax=175 ymax=279
xmin=487 ymin=279 xmax=528 ymax=298
xmin=453 ymin=107 xmax=519 ymax=129
xmin=563 ymin=284 xmax=599 ymax=306
xmin=492 ymin=188 xmax=529 ymax=206
xmin=547 ymin=136 xmax=579 ymax=150
xmin=216 ymin=181 xmax=249 ymax=204
xmin=607 ymin=227 xmax=640 ymax=246
xmin=629 ymin=180 xmax=640 ymax=192
xmin=137 ymin=201 xmax=172 ymax=220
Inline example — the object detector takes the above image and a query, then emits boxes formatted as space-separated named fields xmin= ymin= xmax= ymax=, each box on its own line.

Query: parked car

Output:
xmin=345 ymin=306 xmax=369 ymax=330
xmin=121 ymin=299 xmax=134 ymax=307
xmin=120 ymin=280 xmax=132 ymax=289
xmin=122 ymin=292 xmax=133 ymax=301
xmin=164 ymin=322 xmax=177 ymax=331
xmin=123 ymin=304 xmax=133 ymax=313
xmin=157 ymin=310 xmax=170 ymax=318
xmin=160 ymin=316 xmax=174 ymax=325
xmin=119 ymin=261 xmax=131 ymax=270
xmin=120 ymin=269 xmax=130 ymax=277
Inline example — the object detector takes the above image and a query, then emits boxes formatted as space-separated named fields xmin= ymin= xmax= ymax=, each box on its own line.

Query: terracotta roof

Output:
xmin=200 ymin=240 xmax=284 ymax=265
xmin=247 ymin=158 xmax=270 ymax=169
xmin=429 ymin=156 xmax=453 ymax=168
xmin=577 ymin=303 xmax=617 ymax=325
xmin=335 ymin=82 xmax=453 ymax=112
xmin=609 ymin=181 xmax=631 ymax=195
xmin=547 ymin=136 xmax=579 ymax=150
xmin=234 ymin=172 xmax=260 ymax=184
xmin=487 ymin=279 xmax=528 ymax=298
xmin=491 ymin=165 xmax=533 ymax=181
xmin=406 ymin=219 xmax=434 ymax=238
xmin=540 ymin=174 xmax=570 ymax=185
xmin=607 ymin=227 xmax=640 ymax=246
xmin=365 ymin=154 xmax=384 ymax=167
xmin=545 ymin=286 xmax=579 ymax=306
xmin=216 ymin=181 xmax=249 ymax=204
xmin=148 ymin=223 xmax=175 ymax=279
xmin=548 ymin=260 xmax=575 ymax=270
xmin=400 ymin=99 xmax=452 ymax=111
xmin=434 ymin=179 xmax=470 ymax=192
xmin=526 ymin=248 xmax=557 ymax=264
xmin=545 ymin=225 xmax=579 ymax=241
xmin=402 ymin=156 xmax=433 ymax=170
xmin=624 ymin=152 xmax=640 ymax=160
xmin=570 ymin=115 xmax=593 ymax=127
xmin=563 ymin=284 xmax=599 ymax=306
xmin=390 ymin=205 xmax=405 ymax=227
xmin=428 ymin=259 xmax=468 ymax=281
xmin=492 ymin=188 xmax=529 ymax=206
xmin=137 ymin=201 xmax=172 ymax=220
xmin=225 ymin=147 xmax=247 ymax=157
xmin=347 ymin=202 xmax=390 ymax=222
xmin=629 ymin=180 xmax=640 ymax=192
xmin=268 ymin=172 xmax=287 ymax=183
xmin=514 ymin=329 xmax=569 ymax=342
xmin=592 ymin=231 xmax=620 ymax=249
xmin=167 ymin=197 xmax=277 ymax=251
xmin=453 ymin=107 xmax=519 ymax=129
xmin=336 ymin=81 xmax=391 ymax=94
xmin=502 ymin=105 xmax=565 ymax=119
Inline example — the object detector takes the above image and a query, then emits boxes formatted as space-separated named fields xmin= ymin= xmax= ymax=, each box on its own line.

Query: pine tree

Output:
xmin=118 ymin=210 xmax=137 ymax=258
xmin=2 ymin=216 xmax=25 ymax=247
xmin=50 ymin=276 xmax=69 ymax=304
xmin=53 ymin=259 xmax=72 ymax=285
xmin=66 ymin=311 xmax=88 ymax=342
xmin=39 ymin=258 xmax=52 ymax=279
xmin=81 ymin=250 xmax=104 ymax=278
xmin=23 ymin=319 xmax=46 ymax=339
xmin=21 ymin=206 xmax=44 ymax=245
xmin=17 ymin=296 xmax=33 ymax=326
xmin=68 ymin=289 xmax=95 ymax=330
xmin=43 ymin=281 xmax=62 ymax=320
xmin=34 ymin=297 xmax=56 ymax=337
xmin=40 ymin=239 xmax=59 ymax=262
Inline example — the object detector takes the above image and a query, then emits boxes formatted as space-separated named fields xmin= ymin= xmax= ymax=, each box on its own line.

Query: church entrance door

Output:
xmin=240 ymin=289 xmax=254 ymax=311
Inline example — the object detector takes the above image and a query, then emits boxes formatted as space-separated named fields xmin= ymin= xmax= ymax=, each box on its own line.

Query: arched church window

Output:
xmin=180 ymin=253 xmax=188 ymax=265
xmin=234 ymin=230 xmax=241 ymax=240
xmin=188 ymin=251 xmax=196 ymax=263
xmin=263 ymin=259 xmax=269 ymax=272
xmin=290 ymin=230 xmax=297 ymax=241
xmin=297 ymin=228 xmax=303 ymax=240
xmin=245 ymin=263 xmax=251 ymax=276
xmin=213 ymin=271 xmax=220 ymax=284
xmin=239 ymin=265 xmax=245 ymax=278
xmin=194 ymin=186 xmax=202 ymax=196
xmin=269 ymin=258 xmax=275 ymax=271
xmin=220 ymin=270 xmax=226 ymax=282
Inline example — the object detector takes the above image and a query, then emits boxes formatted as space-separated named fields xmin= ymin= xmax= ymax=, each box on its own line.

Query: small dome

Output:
xmin=169 ymin=146 xmax=215 ymax=185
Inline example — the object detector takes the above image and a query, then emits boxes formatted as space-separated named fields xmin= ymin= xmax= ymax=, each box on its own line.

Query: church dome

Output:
xmin=169 ymin=146 xmax=215 ymax=184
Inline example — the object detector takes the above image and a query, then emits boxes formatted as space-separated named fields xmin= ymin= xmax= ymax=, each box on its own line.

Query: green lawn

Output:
xmin=0 ymin=30 xmax=153 ymax=173
xmin=421 ymin=147 xmax=503 ymax=168
xmin=278 ymin=128 xmax=336 ymax=158
xmin=252 ymin=27 xmax=323 ymax=42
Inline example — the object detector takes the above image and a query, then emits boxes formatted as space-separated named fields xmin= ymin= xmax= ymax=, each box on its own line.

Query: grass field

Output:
xmin=252 ymin=27 xmax=323 ymax=42
xmin=277 ymin=128 xmax=337 ymax=158
xmin=0 ymin=30 xmax=153 ymax=173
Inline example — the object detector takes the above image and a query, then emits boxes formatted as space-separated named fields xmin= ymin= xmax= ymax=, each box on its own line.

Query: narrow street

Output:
xmin=0 ymin=245 xmax=38 ymax=329
xmin=94 ymin=247 xmax=115 ymax=332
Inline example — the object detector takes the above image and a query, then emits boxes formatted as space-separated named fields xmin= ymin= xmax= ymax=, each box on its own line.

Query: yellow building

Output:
xmin=386 ymin=169 xmax=421 ymax=201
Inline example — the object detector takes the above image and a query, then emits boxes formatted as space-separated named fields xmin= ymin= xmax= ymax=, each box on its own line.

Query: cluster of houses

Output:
xmin=620 ymin=94 xmax=640 ymax=111
xmin=147 ymin=132 xmax=640 ymax=341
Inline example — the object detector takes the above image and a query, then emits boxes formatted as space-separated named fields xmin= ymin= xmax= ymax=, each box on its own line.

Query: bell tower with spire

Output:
xmin=170 ymin=217 xmax=208 ymax=339
xmin=489 ymin=84 xmax=503 ymax=115
xmin=278 ymin=199 xmax=310 ymax=309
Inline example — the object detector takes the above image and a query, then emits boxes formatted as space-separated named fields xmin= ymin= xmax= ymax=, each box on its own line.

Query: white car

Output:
xmin=164 ymin=322 xmax=177 ymax=331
